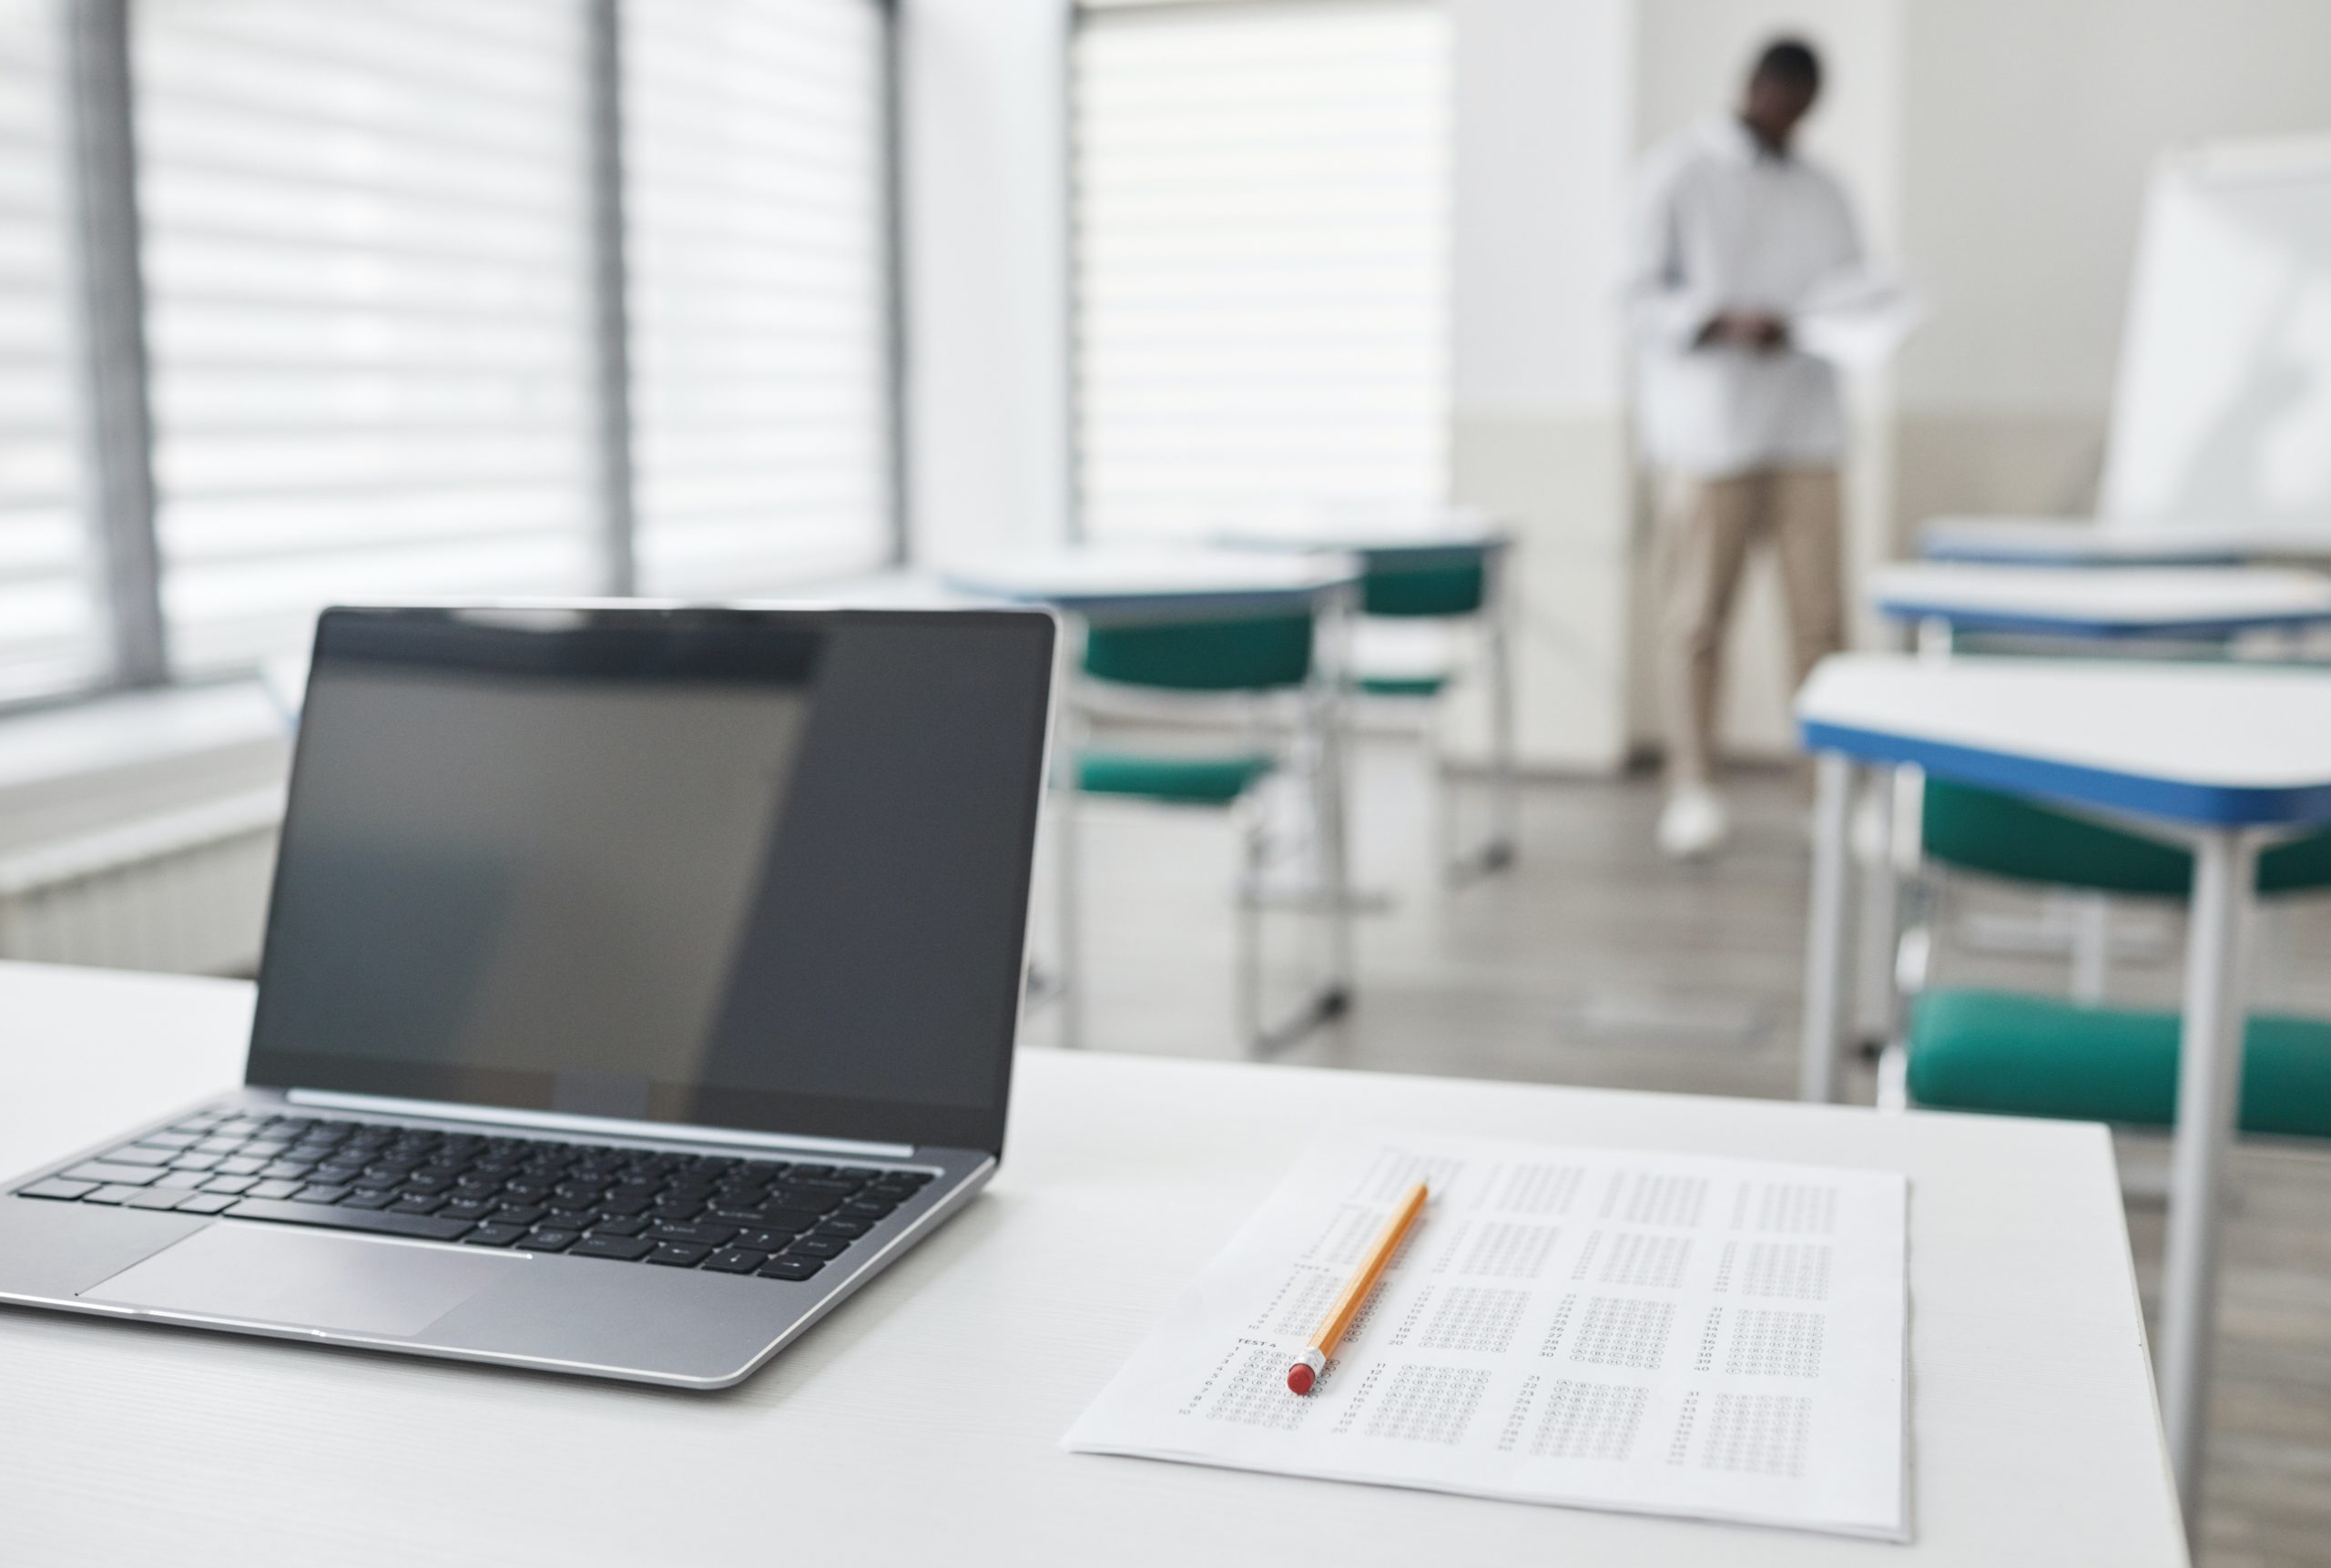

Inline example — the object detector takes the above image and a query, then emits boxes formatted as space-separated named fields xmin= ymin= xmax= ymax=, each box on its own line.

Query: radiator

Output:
xmin=0 ymin=789 xmax=284 ymax=975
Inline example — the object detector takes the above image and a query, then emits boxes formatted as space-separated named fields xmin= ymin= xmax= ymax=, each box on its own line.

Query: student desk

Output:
xmin=1869 ymin=562 xmax=2331 ymax=644
xmin=1796 ymin=654 xmax=2331 ymax=1536
xmin=0 ymin=961 xmax=2183 ymax=1566
xmin=1919 ymin=515 xmax=2331 ymax=568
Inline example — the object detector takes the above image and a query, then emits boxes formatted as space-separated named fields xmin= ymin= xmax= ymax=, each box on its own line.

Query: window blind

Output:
xmin=0 ymin=0 xmax=104 ymax=700
xmin=622 ymin=0 xmax=893 ymax=596
xmin=133 ymin=0 xmax=602 ymax=675
xmin=1072 ymin=0 xmax=1451 ymax=538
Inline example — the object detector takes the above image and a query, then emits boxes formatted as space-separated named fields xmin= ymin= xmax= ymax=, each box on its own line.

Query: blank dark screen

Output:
xmin=246 ymin=606 xmax=1054 ymax=1150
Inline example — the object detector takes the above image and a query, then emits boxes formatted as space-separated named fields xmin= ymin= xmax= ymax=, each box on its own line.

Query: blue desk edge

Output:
xmin=1799 ymin=718 xmax=2331 ymax=828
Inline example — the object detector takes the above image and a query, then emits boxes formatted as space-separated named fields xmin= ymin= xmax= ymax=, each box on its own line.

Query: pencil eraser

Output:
xmin=1286 ymin=1363 xmax=1315 ymax=1395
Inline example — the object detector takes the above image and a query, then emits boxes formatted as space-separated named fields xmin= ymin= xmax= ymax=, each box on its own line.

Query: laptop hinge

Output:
xmin=283 ymin=1089 xmax=917 ymax=1159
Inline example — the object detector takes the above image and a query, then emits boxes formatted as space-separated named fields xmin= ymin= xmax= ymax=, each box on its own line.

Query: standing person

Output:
xmin=1628 ymin=38 xmax=1859 ymax=860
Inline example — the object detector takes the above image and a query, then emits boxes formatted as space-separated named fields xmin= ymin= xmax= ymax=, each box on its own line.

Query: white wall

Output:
xmin=1448 ymin=0 xmax=1636 ymax=771
xmin=899 ymin=0 xmax=1072 ymax=568
xmin=1893 ymin=0 xmax=2331 ymax=532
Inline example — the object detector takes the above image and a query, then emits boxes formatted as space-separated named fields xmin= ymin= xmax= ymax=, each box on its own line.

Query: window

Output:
xmin=0 ymin=0 xmax=104 ymax=701
xmin=1071 ymin=0 xmax=1451 ymax=538
xmin=133 ymin=0 xmax=604 ymax=675
xmin=622 ymin=0 xmax=894 ymax=596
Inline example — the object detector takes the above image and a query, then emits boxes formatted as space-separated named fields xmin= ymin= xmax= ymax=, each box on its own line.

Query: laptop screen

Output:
xmin=245 ymin=605 xmax=1055 ymax=1154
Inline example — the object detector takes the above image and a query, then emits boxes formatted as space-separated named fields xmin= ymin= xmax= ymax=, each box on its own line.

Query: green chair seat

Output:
xmin=1075 ymin=749 xmax=1275 ymax=805
xmin=1360 ymin=559 xmax=1487 ymax=618
xmin=1355 ymin=671 xmax=1451 ymax=698
xmin=1906 ymin=987 xmax=2331 ymax=1139
xmin=1922 ymin=779 xmax=2331 ymax=898
xmin=1082 ymin=613 xmax=1313 ymax=692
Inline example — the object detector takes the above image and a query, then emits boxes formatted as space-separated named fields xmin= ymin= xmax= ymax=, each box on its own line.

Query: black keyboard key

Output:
xmin=570 ymin=1236 xmax=654 ymax=1262
xmin=339 ymin=1190 xmax=397 ymax=1210
xmin=294 ymin=1185 xmax=351 ymax=1205
xmin=247 ymin=1179 xmax=301 ymax=1200
xmin=463 ymin=1223 xmax=527 ymax=1247
xmin=788 ymin=1237 xmax=849 ymax=1260
xmin=62 ymin=1162 xmax=161 ymax=1187
xmin=517 ymin=1230 xmax=578 ymax=1253
xmin=587 ymin=1216 xmax=647 ymax=1237
xmin=19 ymin=1178 xmax=98 ymax=1200
xmin=646 ymin=1220 xmax=738 ymax=1247
xmin=389 ymin=1195 xmax=447 ymax=1215
xmin=757 ymin=1257 xmax=825 ymax=1282
xmin=741 ymin=1220 xmax=819 ymax=1247
xmin=786 ymin=1164 xmax=836 ymax=1179
xmin=646 ymin=1243 xmax=709 ymax=1268
xmin=817 ymin=1219 xmax=870 ymax=1239
xmin=176 ymin=1193 xmax=238 ymax=1216
xmin=222 ymin=1198 xmax=471 ymax=1240
xmin=841 ymin=1199 xmax=896 ymax=1221
xmin=494 ymin=1204 xmax=547 ymax=1226
xmin=439 ymin=1200 xmax=500 ymax=1223
xmin=545 ymin=1207 xmax=597 ymax=1230
xmin=200 ymin=1175 xmax=257 ymax=1196
xmin=702 ymin=1248 xmax=768 ymax=1274
xmin=127 ymin=1188 xmax=191 ymax=1210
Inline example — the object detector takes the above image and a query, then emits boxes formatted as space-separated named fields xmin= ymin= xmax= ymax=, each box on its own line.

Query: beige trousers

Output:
xmin=1655 ymin=466 xmax=1843 ymax=789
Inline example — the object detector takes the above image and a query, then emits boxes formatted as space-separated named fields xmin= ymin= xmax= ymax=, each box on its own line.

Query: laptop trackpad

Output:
xmin=81 ymin=1224 xmax=514 ymax=1339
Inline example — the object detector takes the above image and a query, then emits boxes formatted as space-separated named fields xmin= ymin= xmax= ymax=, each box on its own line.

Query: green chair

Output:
xmin=1343 ymin=545 xmax=1518 ymax=882
xmin=1888 ymin=779 xmax=2331 ymax=1145
xmin=1053 ymin=606 xmax=1353 ymax=1054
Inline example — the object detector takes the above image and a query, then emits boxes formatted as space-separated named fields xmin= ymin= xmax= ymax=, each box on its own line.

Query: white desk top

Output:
xmin=941 ymin=547 xmax=1359 ymax=617
xmin=1213 ymin=511 xmax=1515 ymax=557
xmin=1920 ymin=515 xmax=2331 ymax=566
xmin=1868 ymin=562 xmax=2331 ymax=636
xmin=0 ymin=962 xmax=2181 ymax=1566
xmin=1798 ymin=653 xmax=2331 ymax=825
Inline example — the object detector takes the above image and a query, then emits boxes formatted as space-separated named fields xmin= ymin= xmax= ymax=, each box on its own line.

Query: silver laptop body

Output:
xmin=0 ymin=603 xmax=1057 ymax=1389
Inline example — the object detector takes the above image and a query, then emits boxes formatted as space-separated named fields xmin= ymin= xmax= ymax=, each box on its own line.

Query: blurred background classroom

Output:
xmin=1 ymin=3 xmax=2328 ymax=1562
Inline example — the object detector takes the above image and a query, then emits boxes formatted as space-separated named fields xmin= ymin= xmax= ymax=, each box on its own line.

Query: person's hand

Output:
xmin=1700 ymin=311 xmax=1790 ymax=351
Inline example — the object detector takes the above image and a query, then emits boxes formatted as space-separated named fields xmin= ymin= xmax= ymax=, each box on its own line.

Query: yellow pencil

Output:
xmin=1286 ymin=1178 xmax=1429 ymax=1395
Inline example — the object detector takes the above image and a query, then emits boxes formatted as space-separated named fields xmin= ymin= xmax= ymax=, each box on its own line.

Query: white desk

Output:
xmin=1796 ymin=654 xmax=2331 ymax=1540
xmin=1919 ymin=514 xmax=2331 ymax=567
xmin=942 ymin=546 xmax=1359 ymax=622
xmin=0 ymin=962 xmax=2183 ymax=1566
xmin=1869 ymin=562 xmax=2331 ymax=642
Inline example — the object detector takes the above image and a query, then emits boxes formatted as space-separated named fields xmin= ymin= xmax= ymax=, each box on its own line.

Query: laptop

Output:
xmin=0 ymin=603 xmax=1056 ymax=1388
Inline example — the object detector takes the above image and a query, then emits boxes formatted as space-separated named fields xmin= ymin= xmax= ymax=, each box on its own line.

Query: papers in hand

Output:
xmin=1064 ymin=1137 xmax=1909 ymax=1543
xmin=1792 ymin=267 xmax=1924 ymax=369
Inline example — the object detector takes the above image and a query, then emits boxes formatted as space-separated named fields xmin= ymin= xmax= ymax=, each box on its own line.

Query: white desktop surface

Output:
xmin=1869 ymin=562 xmax=2331 ymax=635
xmin=0 ymin=962 xmax=2183 ymax=1567
xmin=941 ymin=546 xmax=1358 ymax=611
xmin=1797 ymin=655 xmax=2331 ymax=808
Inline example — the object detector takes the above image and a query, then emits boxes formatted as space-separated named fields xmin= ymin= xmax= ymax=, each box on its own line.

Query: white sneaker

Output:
xmin=1658 ymin=787 xmax=1729 ymax=860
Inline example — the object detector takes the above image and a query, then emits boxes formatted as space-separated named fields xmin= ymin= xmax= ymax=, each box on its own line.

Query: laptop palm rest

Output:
xmin=81 ymin=1224 xmax=516 ymax=1339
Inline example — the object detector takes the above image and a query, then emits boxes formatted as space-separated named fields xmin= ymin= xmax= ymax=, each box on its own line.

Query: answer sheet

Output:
xmin=1065 ymin=1137 xmax=1909 ymax=1542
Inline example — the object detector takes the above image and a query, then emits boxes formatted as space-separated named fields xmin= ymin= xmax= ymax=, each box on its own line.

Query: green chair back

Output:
xmin=1081 ymin=611 xmax=1314 ymax=693
xmin=1359 ymin=558 xmax=1487 ymax=619
xmin=1921 ymin=778 xmax=2331 ymax=898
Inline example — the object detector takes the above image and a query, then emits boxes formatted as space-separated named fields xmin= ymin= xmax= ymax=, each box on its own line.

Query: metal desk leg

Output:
xmin=1486 ymin=547 xmax=1519 ymax=869
xmin=1315 ymin=585 xmax=1356 ymax=1010
xmin=2160 ymin=826 xmax=2259 ymax=1539
xmin=1799 ymin=752 xmax=1856 ymax=1103
xmin=1852 ymin=764 xmax=1898 ymax=1052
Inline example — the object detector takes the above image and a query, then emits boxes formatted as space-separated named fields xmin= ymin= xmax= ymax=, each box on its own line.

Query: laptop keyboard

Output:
xmin=15 ymin=1107 xmax=935 ymax=1283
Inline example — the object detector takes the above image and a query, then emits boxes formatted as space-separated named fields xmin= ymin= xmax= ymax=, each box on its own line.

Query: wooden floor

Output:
xmin=1024 ymin=741 xmax=2331 ymax=1568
